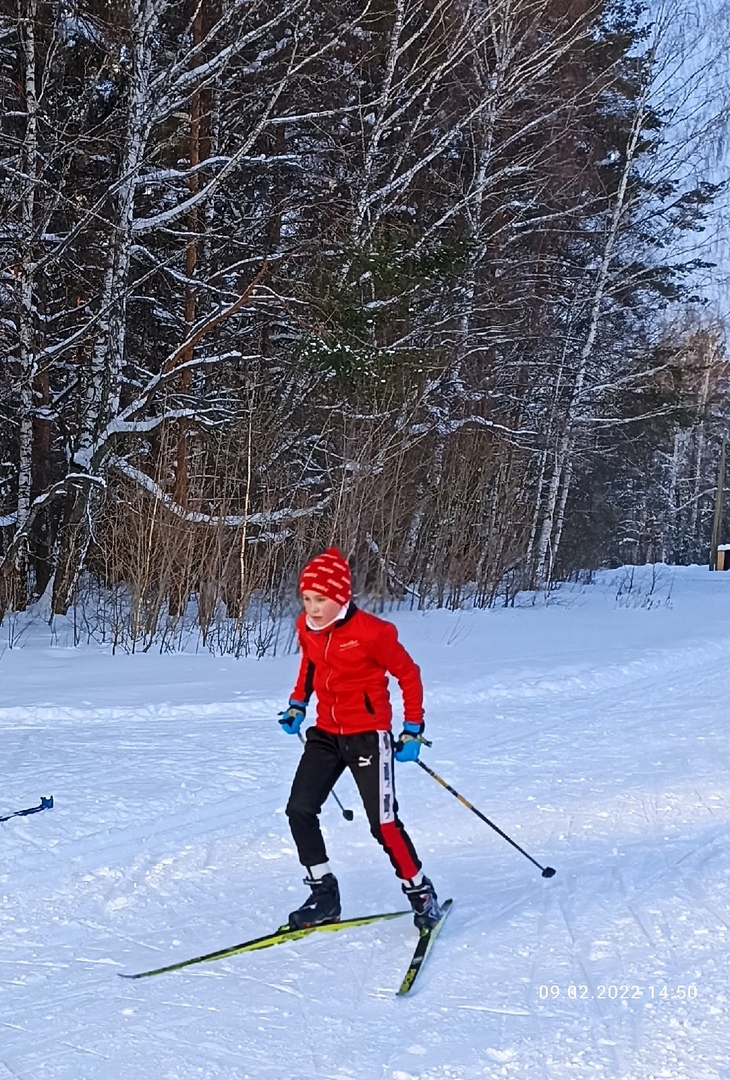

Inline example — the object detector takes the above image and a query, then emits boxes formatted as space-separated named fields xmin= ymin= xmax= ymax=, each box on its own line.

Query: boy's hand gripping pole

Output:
xmin=414 ymin=736 xmax=556 ymax=878
xmin=297 ymin=732 xmax=354 ymax=821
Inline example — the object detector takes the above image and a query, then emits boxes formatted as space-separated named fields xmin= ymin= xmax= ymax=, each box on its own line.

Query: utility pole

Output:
xmin=710 ymin=432 xmax=726 ymax=570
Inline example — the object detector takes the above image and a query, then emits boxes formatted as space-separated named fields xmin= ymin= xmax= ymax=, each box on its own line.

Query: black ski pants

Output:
xmin=285 ymin=726 xmax=422 ymax=881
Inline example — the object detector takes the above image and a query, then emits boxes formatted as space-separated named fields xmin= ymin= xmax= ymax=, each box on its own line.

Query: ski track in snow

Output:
xmin=2 ymin=566 xmax=730 ymax=1079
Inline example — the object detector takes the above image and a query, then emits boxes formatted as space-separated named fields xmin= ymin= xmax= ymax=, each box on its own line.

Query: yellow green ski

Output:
xmin=119 ymin=909 xmax=409 ymax=979
xmin=397 ymin=898 xmax=453 ymax=995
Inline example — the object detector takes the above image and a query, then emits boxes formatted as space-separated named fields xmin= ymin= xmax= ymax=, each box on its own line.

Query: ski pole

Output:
xmin=413 ymin=738 xmax=556 ymax=878
xmin=297 ymin=732 xmax=354 ymax=821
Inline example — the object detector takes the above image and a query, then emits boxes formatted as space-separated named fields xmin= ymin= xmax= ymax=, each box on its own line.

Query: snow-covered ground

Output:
xmin=2 ymin=565 xmax=730 ymax=1080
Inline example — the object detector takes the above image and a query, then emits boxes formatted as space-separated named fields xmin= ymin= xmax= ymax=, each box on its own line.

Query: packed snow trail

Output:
xmin=2 ymin=565 xmax=730 ymax=1079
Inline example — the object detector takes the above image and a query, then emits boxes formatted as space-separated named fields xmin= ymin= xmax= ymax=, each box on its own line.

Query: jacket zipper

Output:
xmin=324 ymin=631 xmax=341 ymax=733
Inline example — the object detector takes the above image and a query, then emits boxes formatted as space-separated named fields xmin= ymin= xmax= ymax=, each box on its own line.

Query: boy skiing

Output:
xmin=280 ymin=547 xmax=442 ymax=931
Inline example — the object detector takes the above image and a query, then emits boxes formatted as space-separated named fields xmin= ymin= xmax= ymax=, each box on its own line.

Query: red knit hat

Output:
xmin=298 ymin=547 xmax=352 ymax=606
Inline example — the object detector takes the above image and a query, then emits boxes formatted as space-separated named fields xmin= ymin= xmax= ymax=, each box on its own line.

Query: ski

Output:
xmin=0 ymin=795 xmax=54 ymax=823
xmin=119 ymin=908 xmax=409 ymax=979
xmin=397 ymin=898 xmax=453 ymax=996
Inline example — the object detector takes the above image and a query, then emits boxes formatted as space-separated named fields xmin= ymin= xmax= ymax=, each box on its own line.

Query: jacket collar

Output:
xmin=305 ymin=601 xmax=357 ymax=633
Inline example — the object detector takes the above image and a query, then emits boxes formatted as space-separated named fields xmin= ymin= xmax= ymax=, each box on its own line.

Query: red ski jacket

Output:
xmin=290 ymin=605 xmax=424 ymax=736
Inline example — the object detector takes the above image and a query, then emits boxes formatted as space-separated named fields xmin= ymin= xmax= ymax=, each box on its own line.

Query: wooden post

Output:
xmin=710 ymin=432 xmax=726 ymax=570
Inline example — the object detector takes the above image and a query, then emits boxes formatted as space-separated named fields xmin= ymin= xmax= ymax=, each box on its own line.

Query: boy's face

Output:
xmin=302 ymin=590 xmax=341 ymax=628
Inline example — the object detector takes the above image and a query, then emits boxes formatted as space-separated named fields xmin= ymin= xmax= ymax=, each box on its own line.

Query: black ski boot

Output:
xmin=402 ymin=875 xmax=442 ymax=930
xmin=288 ymin=873 xmax=341 ymax=930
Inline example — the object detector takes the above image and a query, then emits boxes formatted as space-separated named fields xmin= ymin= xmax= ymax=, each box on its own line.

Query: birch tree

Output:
xmin=0 ymin=0 xmax=721 ymax=638
xmin=2 ymin=0 xmax=376 ymax=614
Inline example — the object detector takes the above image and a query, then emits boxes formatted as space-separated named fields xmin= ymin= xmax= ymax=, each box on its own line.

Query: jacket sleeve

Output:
xmin=291 ymin=629 xmax=315 ymax=704
xmin=371 ymin=622 xmax=424 ymax=727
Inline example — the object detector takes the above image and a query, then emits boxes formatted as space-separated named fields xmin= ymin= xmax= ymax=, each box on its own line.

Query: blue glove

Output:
xmin=279 ymin=700 xmax=307 ymax=735
xmin=394 ymin=722 xmax=423 ymax=763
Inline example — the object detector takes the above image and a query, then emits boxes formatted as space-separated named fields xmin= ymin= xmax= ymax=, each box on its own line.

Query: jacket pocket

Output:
xmin=363 ymin=693 xmax=375 ymax=715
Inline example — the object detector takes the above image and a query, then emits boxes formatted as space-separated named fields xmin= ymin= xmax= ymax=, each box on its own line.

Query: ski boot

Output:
xmin=402 ymin=875 xmax=442 ymax=930
xmin=288 ymin=872 xmax=341 ymax=930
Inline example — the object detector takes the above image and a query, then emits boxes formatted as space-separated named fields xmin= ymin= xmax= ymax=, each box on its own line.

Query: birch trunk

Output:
xmin=687 ymin=356 xmax=713 ymax=549
xmin=666 ymin=427 xmax=683 ymax=561
xmin=534 ymin=95 xmax=649 ymax=587
xmin=53 ymin=0 xmax=161 ymax=614
xmin=170 ymin=2 xmax=205 ymax=617
xmin=11 ymin=0 xmax=40 ymax=609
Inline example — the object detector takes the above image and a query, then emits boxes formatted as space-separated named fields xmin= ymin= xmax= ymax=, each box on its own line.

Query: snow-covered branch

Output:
xmin=109 ymin=456 xmax=332 ymax=529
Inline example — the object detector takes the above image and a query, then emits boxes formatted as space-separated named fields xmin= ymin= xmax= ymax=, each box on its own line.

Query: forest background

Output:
xmin=1 ymin=0 xmax=729 ymax=653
